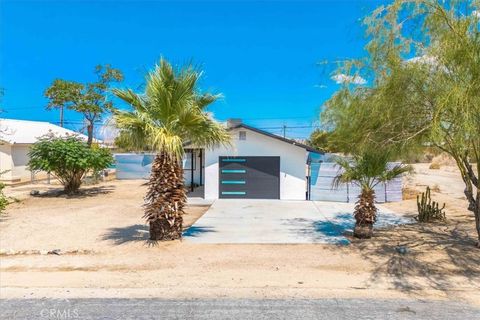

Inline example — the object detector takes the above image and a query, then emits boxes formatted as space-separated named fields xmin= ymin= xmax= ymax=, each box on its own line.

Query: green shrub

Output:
xmin=28 ymin=134 xmax=113 ymax=194
xmin=0 ymin=182 xmax=8 ymax=214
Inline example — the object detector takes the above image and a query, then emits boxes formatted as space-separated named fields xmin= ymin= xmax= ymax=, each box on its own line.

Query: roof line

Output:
xmin=229 ymin=123 xmax=324 ymax=154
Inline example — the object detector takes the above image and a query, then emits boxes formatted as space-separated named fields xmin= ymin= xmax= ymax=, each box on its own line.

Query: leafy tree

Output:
xmin=44 ymin=65 xmax=123 ymax=145
xmin=322 ymin=0 xmax=480 ymax=246
xmin=112 ymin=59 xmax=230 ymax=241
xmin=28 ymin=135 xmax=113 ymax=194
xmin=307 ymin=129 xmax=338 ymax=153
xmin=333 ymin=150 xmax=411 ymax=238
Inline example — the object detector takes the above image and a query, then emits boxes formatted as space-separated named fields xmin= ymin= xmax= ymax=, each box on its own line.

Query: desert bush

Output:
xmin=0 ymin=182 xmax=8 ymax=214
xmin=28 ymin=135 xmax=113 ymax=194
xmin=429 ymin=163 xmax=441 ymax=170
xmin=430 ymin=153 xmax=457 ymax=169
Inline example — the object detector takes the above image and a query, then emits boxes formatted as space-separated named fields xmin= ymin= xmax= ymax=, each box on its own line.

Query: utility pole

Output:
xmin=282 ymin=124 xmax=287 ymax=138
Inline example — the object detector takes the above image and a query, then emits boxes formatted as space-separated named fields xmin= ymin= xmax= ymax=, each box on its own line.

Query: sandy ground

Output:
xmin=1 ymin=165 xmax=479 ymax=305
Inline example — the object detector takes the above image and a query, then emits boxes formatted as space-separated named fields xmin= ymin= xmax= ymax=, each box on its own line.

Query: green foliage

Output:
xmin=44 ymin=64 xmax=123 ymax=145
xmin=28 ymin=134 xmax=113 ymax=194
xmin=322 ymin=0 xmax=480 ymax=244
xmin=307 ymin=129 xmax=338 ymax=153
xmin=112 ymin=58 xmax=230 ymax=159
xmin=333 ymin=149 xmax=411 ymax=192
xmin=416 ymin=187 xmax=446 ymax=222
xmin=0 ymin=182 xmax=8 ymax=214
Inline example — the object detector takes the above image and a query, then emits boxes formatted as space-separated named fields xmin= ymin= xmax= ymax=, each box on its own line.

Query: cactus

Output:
xmin=416 ymin=186 xmax=446 ymax=222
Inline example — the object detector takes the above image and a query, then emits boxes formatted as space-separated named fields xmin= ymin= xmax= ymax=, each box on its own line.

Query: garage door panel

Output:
xmin=219 ymin=156 xmax=280 ymax=199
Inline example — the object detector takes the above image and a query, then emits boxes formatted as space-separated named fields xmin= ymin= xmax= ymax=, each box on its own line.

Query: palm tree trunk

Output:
xmin=144 ymin=152 xmax=186 ymax=241
xmin=353 ymin=189 xmax=378 ymax=239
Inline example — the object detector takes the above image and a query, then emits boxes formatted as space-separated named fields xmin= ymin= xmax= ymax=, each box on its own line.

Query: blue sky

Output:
xmin=0 ymin=0 xmax=386 ymax=139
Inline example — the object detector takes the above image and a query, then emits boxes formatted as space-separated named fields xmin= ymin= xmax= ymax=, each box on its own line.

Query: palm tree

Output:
xmin=333 ymin=151 xmax=411 ymax=239
xmin=112 ymin=59 xmax=230 ymax=241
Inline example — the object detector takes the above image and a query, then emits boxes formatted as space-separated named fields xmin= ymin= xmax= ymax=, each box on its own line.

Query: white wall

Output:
xmin=0 ymin=143 xmax=13 ymax=180
xmin=11 ymin=144 xmax=31 ymax=180
xmin=204 ymin=128 xmax=307 ymax=200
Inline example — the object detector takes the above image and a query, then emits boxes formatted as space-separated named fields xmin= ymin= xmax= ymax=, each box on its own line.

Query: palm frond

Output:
xmin=111 ymin=58 xmax=230 ymax=158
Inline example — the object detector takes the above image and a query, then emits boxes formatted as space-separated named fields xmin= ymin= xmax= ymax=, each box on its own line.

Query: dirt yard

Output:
xmin=1 ymin=165 xmax=479 ymax=305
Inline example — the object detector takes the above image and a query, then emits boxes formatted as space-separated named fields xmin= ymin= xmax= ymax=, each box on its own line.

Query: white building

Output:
xmin=116 ymin=119 xmax=322 ymax=200
xmin=0 ymin=118 xmax=87 ymax=183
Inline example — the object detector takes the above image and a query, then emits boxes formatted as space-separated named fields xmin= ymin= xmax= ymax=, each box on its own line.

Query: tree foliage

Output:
xmin=28 ymin=135 xmax=113 ymax=194
xmin=307 ymin=129 xmax=338 ymax=153
xmin=44 ymin=65 xmax=123 ymax=145
xmin=333 ymin=151 xmax=412 ymax=192
xmin=112 ymin=58 xmax=230 ymax=159
xmin=322 ymin=0 xmax=480 ymax=246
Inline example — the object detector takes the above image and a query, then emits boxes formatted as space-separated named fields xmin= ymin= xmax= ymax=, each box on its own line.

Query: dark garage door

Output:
xmin=219 ymin=156 xmax=280 ymax=199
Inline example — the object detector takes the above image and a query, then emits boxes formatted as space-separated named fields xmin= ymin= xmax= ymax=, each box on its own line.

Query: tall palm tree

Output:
xmin=112 ymin=59 xmax=230 ymax=241
xmin=333 ymin=151 xmax=411 ymax=239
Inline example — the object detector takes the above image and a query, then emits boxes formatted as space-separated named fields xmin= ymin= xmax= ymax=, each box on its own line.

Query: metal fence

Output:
xmin=309 ymin=162 xmax=403 ymax=203
xmin=114 ymin=153 xmax=154 ymax=180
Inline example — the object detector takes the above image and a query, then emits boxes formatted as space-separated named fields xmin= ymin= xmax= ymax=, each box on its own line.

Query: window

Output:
xmin=239 ymin=131 xmax=246 ymax=140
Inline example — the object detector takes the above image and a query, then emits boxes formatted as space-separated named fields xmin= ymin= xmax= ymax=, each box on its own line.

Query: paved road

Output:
xmin=1 ymin=298 xmax=478 ymax=319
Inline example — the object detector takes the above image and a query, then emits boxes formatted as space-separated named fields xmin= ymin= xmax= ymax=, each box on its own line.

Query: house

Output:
xmin=0 ymin=118 xmax=88 ymax=183
xmin=116 ymin=119 xmax=323 ymax=200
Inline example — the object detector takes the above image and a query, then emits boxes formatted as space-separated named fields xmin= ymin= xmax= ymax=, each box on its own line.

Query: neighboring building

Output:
xmin=116 ymin=119 xmax=323 ymax=200
xmin=0 ymin=118 xmax=88 ymax=183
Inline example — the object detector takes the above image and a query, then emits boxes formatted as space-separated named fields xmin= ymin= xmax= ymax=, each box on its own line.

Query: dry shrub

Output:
xmin=402 ymin=186 xmax=419 ymax=200
xmin=430 ymin=153 xmax=456 ymax=169
xmin=429 ymin=163 xmax=441 ymax=169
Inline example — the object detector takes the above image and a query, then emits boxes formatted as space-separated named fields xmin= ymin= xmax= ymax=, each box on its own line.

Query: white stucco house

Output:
xmin=0 ymin=118 xmax=87 ymax=183
xmin=115 ymin=119 xmax=323 ymax=200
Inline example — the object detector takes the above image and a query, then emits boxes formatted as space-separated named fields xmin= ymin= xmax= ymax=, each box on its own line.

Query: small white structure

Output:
xmin=0 ymin=118 xmax=87 ymax=183
xmin=201 ymin=120 xmax=318 ymax=200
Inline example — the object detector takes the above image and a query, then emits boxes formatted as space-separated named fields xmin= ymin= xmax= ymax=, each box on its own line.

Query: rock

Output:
xmin=395 ymin=246 xmax=409 ymax=255
xmin=30 ymin=190 xmax=40 ymax=196
xmin=48 ymin=249 xmax=62 ymax=255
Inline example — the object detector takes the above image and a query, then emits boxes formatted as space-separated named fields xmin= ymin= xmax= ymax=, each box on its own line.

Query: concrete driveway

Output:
xmin=183 ymin=200 xmax=410 ymax=244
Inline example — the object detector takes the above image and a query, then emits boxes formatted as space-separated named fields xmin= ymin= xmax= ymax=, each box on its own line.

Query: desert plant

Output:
xmin=333 ymin=151 xmax=411 ymax=239
xmin=28 ymin=134 xmax=113 ymax=194
xmin=0 ymin=182 xmax=8 ymax=214
xmin=112 ymin=58 xmax=230 ymax=241
xmin=416 ymin=186 xmax=446 ymax=222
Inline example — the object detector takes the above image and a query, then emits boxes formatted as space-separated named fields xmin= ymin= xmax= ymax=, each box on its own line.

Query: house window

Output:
xmin=239 ymin=131 xmax=246 ymax=140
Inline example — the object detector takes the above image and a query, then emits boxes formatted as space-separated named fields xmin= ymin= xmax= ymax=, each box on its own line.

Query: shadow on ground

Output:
xmin=35 ymin=185 xmax=115 ymax=199
xmin=337 ymin=216 xmax=480 ymax=298
xmin=102 ymin=224 xmax=149 ymax=245
xmin=183 ymin=226 xmax=217 ymax=237
xmin=285 ymin=213 xmax=353 ymax=244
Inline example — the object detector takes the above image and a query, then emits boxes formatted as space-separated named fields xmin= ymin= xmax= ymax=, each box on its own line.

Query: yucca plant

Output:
xmin=333 ymin=151 xmax=411 ymax=238
xmin=112 ymin=59 xmax=230 ymax=241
